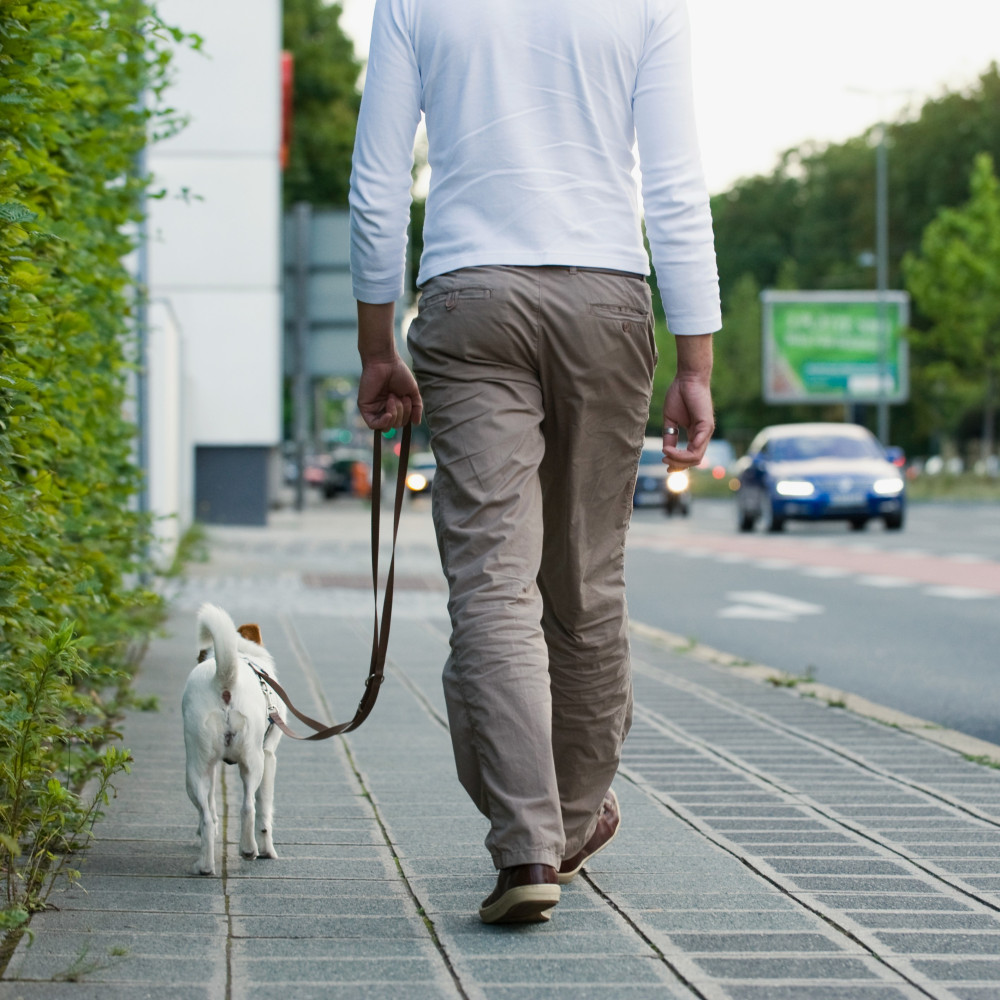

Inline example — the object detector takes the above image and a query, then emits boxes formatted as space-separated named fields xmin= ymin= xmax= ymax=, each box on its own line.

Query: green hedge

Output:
xmin=0 ymin=0 xmax=190 ymax=948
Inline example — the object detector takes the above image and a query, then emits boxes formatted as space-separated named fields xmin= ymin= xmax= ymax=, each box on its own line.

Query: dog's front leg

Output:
xmin=238 ymin=758 xmax=262 ymax=859
xmin=255 ymin=741 xmax=279 ymax=859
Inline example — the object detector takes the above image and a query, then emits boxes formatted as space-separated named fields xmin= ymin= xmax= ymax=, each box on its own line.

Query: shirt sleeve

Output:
xmin=633 ymin=0 xmax=721 ymax=335
xmin=349 ymin=0 xmax=423 ymax=304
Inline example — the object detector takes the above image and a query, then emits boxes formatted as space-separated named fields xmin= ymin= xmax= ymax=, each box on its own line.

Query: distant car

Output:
xmin=634 ymin=437 xmax=690 ymax=515
xmin=696 ymin=439 xmax=736 ymax=481
xmin=405 ymin=452 xmax=436 ymax=498
xmin=322 ymin=448 xmax=369 ymax=499
xmin=735 ymin=422 xmax=906 ymax=532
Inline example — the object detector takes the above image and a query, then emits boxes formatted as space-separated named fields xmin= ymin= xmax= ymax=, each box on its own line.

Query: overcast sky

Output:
xmin=339 ymin=0 xmax=1000 ymax=194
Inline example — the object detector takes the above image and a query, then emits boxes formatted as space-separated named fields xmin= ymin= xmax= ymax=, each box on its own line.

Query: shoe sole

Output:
xmin=557 ymin=789 xmax=620 ymax=885
xmin=479 ymin=883 xmax=561 ymax=924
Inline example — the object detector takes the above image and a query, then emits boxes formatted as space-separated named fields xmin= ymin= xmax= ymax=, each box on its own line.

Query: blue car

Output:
xmin=735 ymin=423 xmax=906 ymax=532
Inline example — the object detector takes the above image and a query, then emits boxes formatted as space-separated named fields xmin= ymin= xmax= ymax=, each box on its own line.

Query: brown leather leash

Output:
xmin=249 ymin=423 xmax=412 ymax=740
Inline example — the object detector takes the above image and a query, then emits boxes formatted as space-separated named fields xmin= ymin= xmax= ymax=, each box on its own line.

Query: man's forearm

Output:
xmin=357 ymin=301 xmax=398 ymax=363
xmin=674 ymin=332 xmax=713 ymax=379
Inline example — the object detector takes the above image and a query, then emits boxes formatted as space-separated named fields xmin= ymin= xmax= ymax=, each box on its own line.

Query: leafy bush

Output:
xmin=1 ymin=0 xmax=191 ymax=959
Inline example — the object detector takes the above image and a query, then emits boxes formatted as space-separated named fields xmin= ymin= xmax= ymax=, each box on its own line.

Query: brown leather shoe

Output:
xmin=479 ymin=863 xmax=561 ymax=924
xmin=557 ymin=788 xmax=620 ymax=885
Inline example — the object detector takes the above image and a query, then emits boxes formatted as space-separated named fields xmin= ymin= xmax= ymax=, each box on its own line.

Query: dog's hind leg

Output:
xmin=255 ymin=740 xmax=279 ymax=859
xmin=186 ymin=766 xmax=217 ymax=876
xmin=238 ymin=758 xmax=262 ymax=859
xmin=208 ymin=764 xmax=219 ymax=830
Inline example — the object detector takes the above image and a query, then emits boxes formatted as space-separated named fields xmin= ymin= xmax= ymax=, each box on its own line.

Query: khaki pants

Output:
xmin=407 ymin=265 xmax=656 ymax=870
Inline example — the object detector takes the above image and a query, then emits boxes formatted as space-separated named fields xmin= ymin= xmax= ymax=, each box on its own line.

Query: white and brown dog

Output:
xmin=182 ymin=603 xmax=283 ymax=876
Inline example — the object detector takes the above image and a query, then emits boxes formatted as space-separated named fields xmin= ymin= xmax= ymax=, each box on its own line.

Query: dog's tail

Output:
xmin=197 ymin=603 xmax=241 ymax=691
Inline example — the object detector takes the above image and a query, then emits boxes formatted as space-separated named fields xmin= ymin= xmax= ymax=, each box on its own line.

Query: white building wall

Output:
xmin=146 ymin=300 xmax=188 ymax=565
xmin=145 ymin=0 xmax=282 ymax=531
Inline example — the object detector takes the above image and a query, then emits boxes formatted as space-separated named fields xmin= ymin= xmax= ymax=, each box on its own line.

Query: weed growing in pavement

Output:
xmin=963 ymin=754 xmax=1000 ymax=770
xmin=767 ymin=675 xmax=799 ymax=688
xmin=768 ymin=666 xmax=816 ymax=689
xmin=51 ymin=944 xmax=116 ymax=983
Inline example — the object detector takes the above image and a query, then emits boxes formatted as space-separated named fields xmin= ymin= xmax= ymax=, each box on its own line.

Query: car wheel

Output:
xmin=849 ymin=517 xmax=867 ymax=531
xmin=884 ymin=511 xmax=904 ymax=530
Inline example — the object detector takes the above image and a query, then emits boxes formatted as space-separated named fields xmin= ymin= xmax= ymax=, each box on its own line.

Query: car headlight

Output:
xmin=405 ymin=472 xmax=428 ymax=492
xmin=873 ymin=477 xmax=904 ymax=495
xmin=666 ymin=470 xmax=689 ymax=494
xmin=775 ymin=480 xmax=815 ymax=498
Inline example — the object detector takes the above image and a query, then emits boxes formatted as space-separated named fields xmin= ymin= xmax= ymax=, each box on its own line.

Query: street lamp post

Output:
xmin=848 ymin=86 xmax=916 ymax=445
xmin=875 ymin=121 xmax=890 ymax=445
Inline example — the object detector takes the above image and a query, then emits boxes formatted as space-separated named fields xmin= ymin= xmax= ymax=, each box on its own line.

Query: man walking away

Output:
xmin=350 ymin=0 xmax=721 ymax=923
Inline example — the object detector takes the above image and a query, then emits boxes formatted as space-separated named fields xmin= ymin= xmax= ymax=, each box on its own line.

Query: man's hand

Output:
xmin=662 ymin=332 xmax=714 ymax=469
xmin=358 ymin=357 xmax=423 ymax=430
xmin=356 ymin=301 xmax=424 ymax=431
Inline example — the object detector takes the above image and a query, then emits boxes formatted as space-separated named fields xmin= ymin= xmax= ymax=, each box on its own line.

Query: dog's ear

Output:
xmin=237 ymin=623 xmax=263 ymax=645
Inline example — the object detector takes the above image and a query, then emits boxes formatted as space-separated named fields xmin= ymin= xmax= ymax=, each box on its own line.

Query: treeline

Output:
xmin=705 ymin=64 xmax=1000 ymax=458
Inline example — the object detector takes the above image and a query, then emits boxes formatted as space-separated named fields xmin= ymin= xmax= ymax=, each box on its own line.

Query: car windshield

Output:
xmin=768 ymin=434 xmax=883 ymax=462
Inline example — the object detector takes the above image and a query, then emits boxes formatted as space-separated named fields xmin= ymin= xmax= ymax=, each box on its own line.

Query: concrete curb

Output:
xmin=631 ymin=618 xmax=1000 ymax=767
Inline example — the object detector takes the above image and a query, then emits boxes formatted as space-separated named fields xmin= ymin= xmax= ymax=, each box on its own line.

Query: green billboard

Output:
xmin=761 ymin=291 xmax=909 ymax=404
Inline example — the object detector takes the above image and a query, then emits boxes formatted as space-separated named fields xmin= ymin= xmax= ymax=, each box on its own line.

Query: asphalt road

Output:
xmin=625 ymin=498 xmax=1000 ymax=745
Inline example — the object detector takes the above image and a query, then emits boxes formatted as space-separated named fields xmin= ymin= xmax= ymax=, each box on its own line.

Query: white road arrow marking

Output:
xmin=719 ymin=591 xmax=825 ymax=622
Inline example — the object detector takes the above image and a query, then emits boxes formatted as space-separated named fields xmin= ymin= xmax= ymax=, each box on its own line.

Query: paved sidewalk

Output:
xmin=3 ymin=502 xmax=1000 ymax=1000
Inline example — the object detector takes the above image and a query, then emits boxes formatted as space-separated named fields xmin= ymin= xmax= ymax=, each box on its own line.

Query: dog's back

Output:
xmin=184 ymin=604 xmax=275 ymax=761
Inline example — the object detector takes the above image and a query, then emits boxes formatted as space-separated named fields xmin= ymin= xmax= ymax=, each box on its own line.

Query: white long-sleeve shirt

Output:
xmin=349 ymin=0 xmax=721 ymax=336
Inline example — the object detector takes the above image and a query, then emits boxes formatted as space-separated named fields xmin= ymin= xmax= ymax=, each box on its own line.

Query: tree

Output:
xmin=282 ymin=0 xmax=362 ymax=207
xmin=903 ymin=153 xmax=1000 ymax=462
xmin=712 ymin=273 xmax=762 ymax=445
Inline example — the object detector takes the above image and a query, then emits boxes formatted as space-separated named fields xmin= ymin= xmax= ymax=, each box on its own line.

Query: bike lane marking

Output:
xmin=630 ymin=530 xmax=1000 ymax=595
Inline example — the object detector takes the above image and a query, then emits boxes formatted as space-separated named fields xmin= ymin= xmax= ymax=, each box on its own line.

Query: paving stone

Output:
xmin=846 ymin=912 xmax=1000 ymax=931
xmin=233 ymin=956 xmax=448 ymax=985
xmin=912 ymin=958 xmax=1000 ymax=980
xmin=240 ymin=985 xmax=459 ymax=1000
xmin=481 ymin=990 xmax=693 ymax=1000
xmin=230 ymin=915 xmax=427 ymax=939
xmin=0 ymin=989 xmax=217 ymax=1000
xmin=663 ymin=932 xmax=844 ymax=953
xmin=764 ymin=859 xmax=912 ymax=876
xmin=691 ymin=956 xmax=882 ymax=979
xmin=638 ymin=910 xmax=823 ymax=933
xmin=810 ymin=895 xmax=975 ymax=912
xmin=449 ymin=955 xmax=672 ymax=985
xmin=722 ymin=988 xmax=922 ymax=1000
xmin=874 ymin=932 xmax=1000 ymax=955
xmin=787 ymin=877 xmax=936 ymax=893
